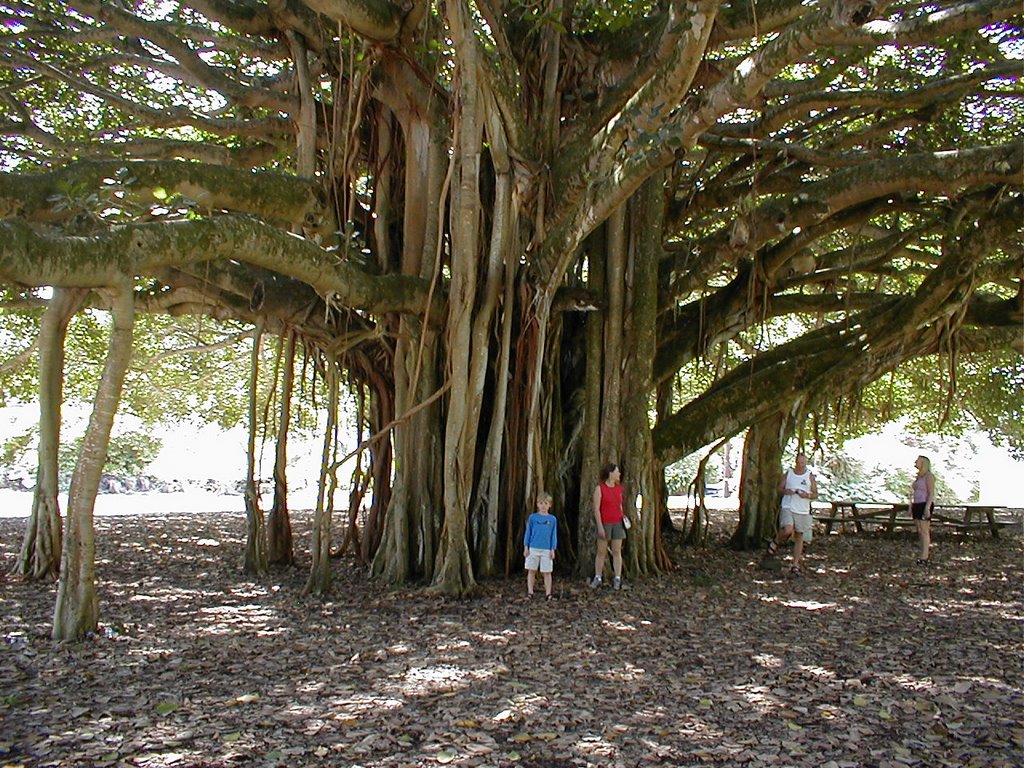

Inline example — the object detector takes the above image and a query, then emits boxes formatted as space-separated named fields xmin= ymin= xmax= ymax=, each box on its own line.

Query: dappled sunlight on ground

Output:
xmin=1 ymin=509 xmax=1021 ymax=767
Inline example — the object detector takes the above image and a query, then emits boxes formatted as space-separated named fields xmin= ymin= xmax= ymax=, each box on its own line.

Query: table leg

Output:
xmin=985 ymin=507 xmax=999 ymax=539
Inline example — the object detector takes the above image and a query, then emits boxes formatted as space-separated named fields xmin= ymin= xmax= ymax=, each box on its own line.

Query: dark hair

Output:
xmin=599 ymin=463 xmax=620 ymax=481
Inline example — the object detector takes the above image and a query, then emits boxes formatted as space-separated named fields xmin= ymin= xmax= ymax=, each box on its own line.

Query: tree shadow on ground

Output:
xmin=1 ymin=510 xmax=1022 ymax=768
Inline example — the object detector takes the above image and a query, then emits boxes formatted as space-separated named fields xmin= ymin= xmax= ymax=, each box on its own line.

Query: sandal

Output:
xmin=765 ymin=540 xmax=779 ymax=557
xmin=790 ymin=565 xmax=802 ymax=576
xmin=916 ymin=558 xmax=930 ymax=566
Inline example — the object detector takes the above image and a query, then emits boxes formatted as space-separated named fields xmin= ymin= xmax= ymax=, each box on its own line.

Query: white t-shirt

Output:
xmin=781 ymin=468 xmax=813 ymax=514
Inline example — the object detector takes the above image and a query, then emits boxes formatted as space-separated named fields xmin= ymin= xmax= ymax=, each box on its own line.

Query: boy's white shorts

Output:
xmin=525 ymin=547 xmax=554 ymax=573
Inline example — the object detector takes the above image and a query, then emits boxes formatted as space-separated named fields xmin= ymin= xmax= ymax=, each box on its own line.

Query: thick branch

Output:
xmin=669 ymin=144 xmax=1023 ymax=295
xmin=653 ymin=193 xmax=1023 ymax=464
xmin=0 ymin=216 xmax=440 ymax=317
xmin=0 ymin=160 xmax=323 ymax=226
xmin=298 ymin=0 xmax=406 ymax=42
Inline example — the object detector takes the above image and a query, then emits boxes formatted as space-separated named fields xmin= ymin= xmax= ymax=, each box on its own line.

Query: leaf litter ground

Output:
xmin=1 ymin=510 xmax=1022 ymax=768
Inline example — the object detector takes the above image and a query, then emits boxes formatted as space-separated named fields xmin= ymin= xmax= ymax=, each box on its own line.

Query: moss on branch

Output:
xmin=0 ymin=160 xmax=323 ymax=227
xmin=0 ymin=216 xmax=440 ymax=317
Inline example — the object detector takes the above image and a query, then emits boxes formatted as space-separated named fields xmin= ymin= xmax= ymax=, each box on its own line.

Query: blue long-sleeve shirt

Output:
xmin=523 ymin=512 xmax=557 ymax=551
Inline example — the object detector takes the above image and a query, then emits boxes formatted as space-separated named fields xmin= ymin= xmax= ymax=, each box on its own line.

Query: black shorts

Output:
xmin=910 ymin=502 xmax=933 ymax=521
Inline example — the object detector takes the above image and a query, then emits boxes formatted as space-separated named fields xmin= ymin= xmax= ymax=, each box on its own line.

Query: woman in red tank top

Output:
xmin=590 ymin=463 xmax=626 ymax=590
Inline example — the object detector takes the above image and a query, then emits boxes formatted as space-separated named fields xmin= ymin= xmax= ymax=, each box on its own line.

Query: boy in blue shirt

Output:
xmin=523 ymin=491 xmax=557 ymax=599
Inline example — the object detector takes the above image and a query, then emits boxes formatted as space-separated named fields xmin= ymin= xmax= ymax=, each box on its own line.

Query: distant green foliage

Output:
xmin=664 ymin=452 xmax=722 ymax=495
xmin=947 ymin=352 xmax=1024 ymax=460
xmin=58 ymin=431 xmax=162 ymax=486
xmin=1 ymin=429 xmax=34 ymax=467
xmin=2 ymin=426 xmax=163 ymax=489
xmin=0 ymin=429 xmax=37 ymax=487
xmin=0 ymin=294 xmax=296 ymax=432
xmin=799 ymin=348 xmax=1023 ymax=464
xmin=815 ymin=453 xmax=897 ymax=503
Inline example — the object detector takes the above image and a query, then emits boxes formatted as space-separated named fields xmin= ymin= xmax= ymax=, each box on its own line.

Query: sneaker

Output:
xmin=546 ymin=594 xmax=555 ymax=601
xmin=790 ymin=565 xmax=802 ymax=577
xmin=589 ymin=575 xmax=603 ymax=589
xmin=612 ymin=576 xmax=622 ymax=591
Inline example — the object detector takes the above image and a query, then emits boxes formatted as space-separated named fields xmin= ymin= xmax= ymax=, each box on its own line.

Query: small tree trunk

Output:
xmin=576 ymin=235 xmax=606 ymax=576
xmin=732 ymin=413 xmax=791 ymax=550
xmin=52 ymin=285 xmax=134 ymax=641
xmin=242 ymin=325 xmax=267 ymax=575
xmin=655 ymin=381 xmax=675 ymax=532
xmin=305 ymin=362 xmax=339 ymax=595
xmin=14 ymin=287 xmax=83 ymax=580
xmin=600 ymin=207 xmax=626 ymax=457
xmin=268 ymin=330 xmax=296 ymax=567
xmin=359 ymin=382 xmax=393 ymax=564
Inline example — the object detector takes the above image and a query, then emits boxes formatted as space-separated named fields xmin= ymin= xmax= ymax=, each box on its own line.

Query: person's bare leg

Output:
xmin=610 ymin=539 xmax=623 ymax=579
xmin=769 ymin=525 xmax=792 ymax=555
xmin=526 ymin=569 xmax=536 ymax=595
xmin=543 ymin=572 xmax=552 ymax=597
xmin=792 ymin=531 xmax=804 ymax=569
xmin=593 ymin=539 xmax=608 ymax=580
xmin=918 ymin=520 xmax=931 ymax=561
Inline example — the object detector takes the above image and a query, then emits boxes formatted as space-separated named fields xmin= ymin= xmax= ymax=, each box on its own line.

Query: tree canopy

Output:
xmin=0 ymin=0 xmax=1020 ymax=619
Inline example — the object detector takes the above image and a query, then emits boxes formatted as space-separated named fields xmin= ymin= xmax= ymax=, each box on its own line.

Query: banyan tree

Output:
xmin=0 ymin=0 xmax=1020 ymax=638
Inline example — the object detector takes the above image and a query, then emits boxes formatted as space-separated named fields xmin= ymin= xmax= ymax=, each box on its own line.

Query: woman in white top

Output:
xmin=765 ymin=452 xmax=817 ymax=576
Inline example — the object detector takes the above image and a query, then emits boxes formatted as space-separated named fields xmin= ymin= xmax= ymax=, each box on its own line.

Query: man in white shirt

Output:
xmin=764 ymin=452 xmax=817 ymax=576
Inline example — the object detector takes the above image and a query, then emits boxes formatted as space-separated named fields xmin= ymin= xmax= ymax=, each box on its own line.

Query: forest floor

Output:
xmin=1 ymin=509 xmax=1022 ymax=768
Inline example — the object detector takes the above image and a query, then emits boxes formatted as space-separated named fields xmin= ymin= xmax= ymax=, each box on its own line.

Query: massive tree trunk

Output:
xmin=267 ymin=329 xmax=296 ymax=567
xmin=467 ymin=106 xmax=517 ymax=579
xmin=370 ymin=53 xmax=448 ymax=587
xmin=1 ymin=0 xmax=1019 ymax=606
xmin=52 ymin=285 xmax=134 ymax=642
xmin=13 ymin=287 xmax=83 ymax=580
xmin=621 ymin=176 xmax=670 ymax=574
xmin=371 ymin=323 xmax=444 ymax=584
xmin=431 ymin=0 xmax=485 ymax=595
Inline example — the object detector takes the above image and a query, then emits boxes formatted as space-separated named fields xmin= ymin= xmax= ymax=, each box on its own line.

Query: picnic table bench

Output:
xmin=814 ymin=501 xmax=1018 ymax=538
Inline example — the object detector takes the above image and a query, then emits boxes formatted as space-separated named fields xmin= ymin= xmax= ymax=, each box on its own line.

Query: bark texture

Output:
xmin=52 ymin=285 xmax=135 ymax=642
xmin=13 ymin=288 xmax=83 ymax=580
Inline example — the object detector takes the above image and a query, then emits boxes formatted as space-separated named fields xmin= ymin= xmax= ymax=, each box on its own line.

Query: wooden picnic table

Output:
xmin=814 ymin=501 xmax=911 ymax=535
xmin=815 ymin=501 xmax=1015 ymax=538
xmin=930 ymin=504 xmax=1017 ymax=539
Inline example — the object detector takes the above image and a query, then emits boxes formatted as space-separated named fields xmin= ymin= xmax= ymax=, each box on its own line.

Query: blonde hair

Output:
xmin=537 ymin=491 xmax=553 ymax=504
xmin=917 ymin=455 xmax=931 ymax=473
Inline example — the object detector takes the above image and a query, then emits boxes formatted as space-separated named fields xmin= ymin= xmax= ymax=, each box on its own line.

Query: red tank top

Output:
xmin=599 ymin=482 xmax=624 ymax=524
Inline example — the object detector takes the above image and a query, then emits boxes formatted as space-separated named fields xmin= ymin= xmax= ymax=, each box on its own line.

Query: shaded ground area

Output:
xmin=1 ymin=510 xmax=1022 ymax=768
